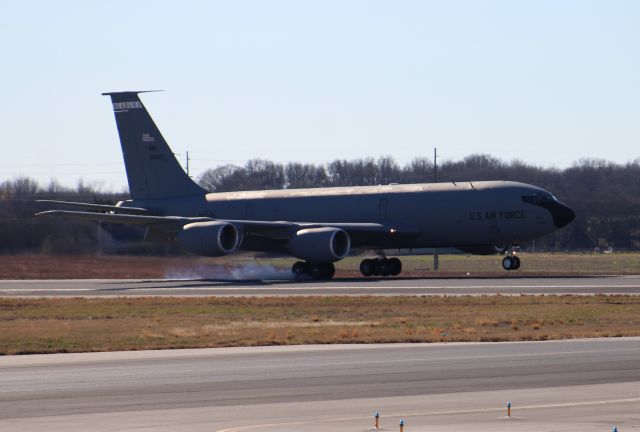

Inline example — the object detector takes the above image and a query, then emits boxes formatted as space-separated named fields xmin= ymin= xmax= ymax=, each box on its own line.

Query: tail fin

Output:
xmin=102 ymin=91 xmax=206 ymax=200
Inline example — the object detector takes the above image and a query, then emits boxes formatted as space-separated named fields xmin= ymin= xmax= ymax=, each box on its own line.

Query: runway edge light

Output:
xmin=399 ymin=419 xmax=405 ymax=432
xmin=374 ymin=411 xmax=380 ymax=429
xmin=507 ymin=401 xmax=511 ymax=417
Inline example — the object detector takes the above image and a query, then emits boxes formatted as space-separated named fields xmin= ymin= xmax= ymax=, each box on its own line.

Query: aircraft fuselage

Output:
xmin=126 ymin=180 xmax=572 ymax=251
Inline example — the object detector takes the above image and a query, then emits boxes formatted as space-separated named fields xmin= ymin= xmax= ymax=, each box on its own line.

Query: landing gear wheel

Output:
xmin=512 ymin=255 xmax=521 ymax=270
xmin=371 ymin=258 xmax=381 ymax=276
xmin=377 ymin=259 xmax=391 ymax=276
xmin=388 ymin=258 xmax=402 ymax=276
xmin=360 ymin=258 xmax=403 ymax=277
xmin=501 ymin=255 xmax=521 ymax=271
xmin=502 ymin=256 xmax=515 ymax=271
xmin=323 ymin=263 xmax=336 ymax=279
xmin=360 ymin=259 xmax=375 ymax=277
xmin=309 ymin=262 xmax=335 ymax=280
xmin=292 ymin=261 xmax=309 ymax=276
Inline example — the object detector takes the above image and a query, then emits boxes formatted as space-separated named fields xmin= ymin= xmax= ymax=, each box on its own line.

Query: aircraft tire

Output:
xmin=360 ymin=259 xmax=375 ymax=277
xmin=512 ymin=256 xmax=521 ymax=270
xmin=389 ymin=258 xmax=402 ymax=276
xmin=324 ymin=263 xmax=336 ymax=279
xmin=292 ymin=261 xmax=309 ymax=276
xmin=502 ymin=256 xmax=515 ymax=271
xmin=371 ymin=259 xmax=381 ymax=276
xmin=309 ymin=262 xmax=335 ymax=279
xmin=377 ymin=259 xmax=391 ymax=277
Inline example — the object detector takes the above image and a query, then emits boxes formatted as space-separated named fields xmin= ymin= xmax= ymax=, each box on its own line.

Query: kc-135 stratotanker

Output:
xmin=37 ymin=91 xmax=575 ymax=279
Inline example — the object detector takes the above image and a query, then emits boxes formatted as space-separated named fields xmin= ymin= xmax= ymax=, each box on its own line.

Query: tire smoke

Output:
xmin=164 ymin=263 xmax=295 ymax=281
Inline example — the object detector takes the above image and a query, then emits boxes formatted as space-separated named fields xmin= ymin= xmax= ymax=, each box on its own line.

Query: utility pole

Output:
xmin=185 ymin=151 xmax=190 ymax=176
xmin=433 ymin=147 xmax=437 ymax=182
xmin=97 ymin=222 xmax=103 ymax=256
xmin=433 ymin=147 xmax=439 ymax=271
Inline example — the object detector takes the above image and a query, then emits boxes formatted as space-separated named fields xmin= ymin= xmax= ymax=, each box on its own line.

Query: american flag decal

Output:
xmin=142 ymin=133 xmax=155 ymax=142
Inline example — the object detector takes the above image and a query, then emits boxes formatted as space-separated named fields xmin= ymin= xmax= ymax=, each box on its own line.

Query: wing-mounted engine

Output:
xmin=287 ymin=227 xmax=350 ymax=263
xmin=178 ymin=221 xmax=240 ymax=257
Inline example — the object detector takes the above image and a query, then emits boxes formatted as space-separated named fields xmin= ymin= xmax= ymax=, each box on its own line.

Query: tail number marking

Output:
xmin=113 ymin=101 xmax=143 ymax=110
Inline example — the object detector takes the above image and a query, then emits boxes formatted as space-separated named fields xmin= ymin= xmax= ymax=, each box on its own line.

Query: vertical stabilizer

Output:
xmin=102 ymin=91 xmax=205 ymax=200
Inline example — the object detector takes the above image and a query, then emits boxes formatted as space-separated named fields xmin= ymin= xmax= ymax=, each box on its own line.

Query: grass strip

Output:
xmin=2 ymin=252 xmax=640 ymax=280
xmin=1 ymin=295 xmax=639 ymax=355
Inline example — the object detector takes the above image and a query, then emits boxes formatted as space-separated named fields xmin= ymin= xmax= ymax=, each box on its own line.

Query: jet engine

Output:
xmin=178 ymin=221 xmax=240 ymax=257
xmin=287 ymin=227 xmax=350 ymax=262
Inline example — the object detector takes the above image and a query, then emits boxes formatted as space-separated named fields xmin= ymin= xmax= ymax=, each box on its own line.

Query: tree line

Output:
xmin=2 ymin=154 xmax=640 ymax=254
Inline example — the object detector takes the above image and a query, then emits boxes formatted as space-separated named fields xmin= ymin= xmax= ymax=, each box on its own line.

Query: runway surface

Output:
xmin=1 ymin=338 xmax=639 ymax=431
xmin=1 ymin=275 xmax=640 ymax=296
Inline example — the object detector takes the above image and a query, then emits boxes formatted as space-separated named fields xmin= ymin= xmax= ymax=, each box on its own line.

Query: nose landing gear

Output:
xmin=501 ymin=254 xmax=521 ymax=271
xmin=360 ymin=257 xmax=402 ymax=277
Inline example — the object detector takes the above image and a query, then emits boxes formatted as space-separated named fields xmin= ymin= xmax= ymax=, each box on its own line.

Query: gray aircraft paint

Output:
xmin=130 ymin=180 xmax=559 ymax=250
xmin=102 ymin=91 xmax=205 ymax=200
xmin=39 ymin=91 xmax=575 ymax=266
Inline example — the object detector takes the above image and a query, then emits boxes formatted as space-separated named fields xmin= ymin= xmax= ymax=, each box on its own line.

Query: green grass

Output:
xmin=334 ymin=252 xmax=640 ymax=275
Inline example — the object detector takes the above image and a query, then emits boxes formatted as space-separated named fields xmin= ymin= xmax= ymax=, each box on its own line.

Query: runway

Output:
xmin=1 ymin=338 xmax=639 ymax=431
xmin=1 ymin=275 xmax=640 ymax=296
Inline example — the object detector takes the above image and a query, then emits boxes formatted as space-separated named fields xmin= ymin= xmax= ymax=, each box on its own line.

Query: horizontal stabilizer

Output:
xmin=101 ymin=90 xmax=163 ymax=96
xmin=36 ymin=200 xmax=151 ymax=215
xmin=35 ymin=210 xmax=188 ymax=226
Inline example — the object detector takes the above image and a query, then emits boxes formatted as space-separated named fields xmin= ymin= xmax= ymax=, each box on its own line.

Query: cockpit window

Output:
xmin=522 ymin=193 xmax=555 ymax=205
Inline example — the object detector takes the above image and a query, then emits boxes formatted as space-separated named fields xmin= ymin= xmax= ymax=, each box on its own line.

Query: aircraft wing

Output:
xmin=35 ymin=210 xmax=293 ymax=233
xmin=35 ymin=210 xmax=419 ymax=242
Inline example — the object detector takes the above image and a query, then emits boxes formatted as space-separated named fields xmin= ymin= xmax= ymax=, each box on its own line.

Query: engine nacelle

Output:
xmin=287 ymin=227 xmax=350 ymax=262
xmin=178 ymin=221 xmax=239 ymax=257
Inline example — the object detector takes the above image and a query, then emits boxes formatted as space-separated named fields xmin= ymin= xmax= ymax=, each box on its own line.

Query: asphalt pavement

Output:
xmin=1 ymin=339 xmax=639 ymax=431
xmin=1 ymin=275 xmax=640 ymax=296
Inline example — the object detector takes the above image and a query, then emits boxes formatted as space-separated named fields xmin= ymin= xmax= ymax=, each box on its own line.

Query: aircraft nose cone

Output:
xmin=550 ymin=201 xmax=575 ymax=229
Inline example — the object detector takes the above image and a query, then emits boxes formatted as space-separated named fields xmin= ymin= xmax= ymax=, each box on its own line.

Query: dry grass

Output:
xmin=1 ymin=295 xmax=639 ymax=355
xmin=1 ymin=252 xmax=640 ymax=279
xmin=0 ymin=254 xmax=180 ymax=279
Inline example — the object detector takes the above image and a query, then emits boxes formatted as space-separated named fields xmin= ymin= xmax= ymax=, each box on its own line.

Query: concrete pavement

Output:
xmin=1 ymin=338 xmax=639 ymax=431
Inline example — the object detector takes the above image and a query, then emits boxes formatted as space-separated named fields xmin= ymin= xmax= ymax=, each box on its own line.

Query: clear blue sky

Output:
xmin=2 ymin=1 xmax=639 ymax=191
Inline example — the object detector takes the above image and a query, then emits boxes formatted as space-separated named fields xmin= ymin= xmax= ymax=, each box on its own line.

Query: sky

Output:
xmin=2 ymin=0 xmax=639 ymax=191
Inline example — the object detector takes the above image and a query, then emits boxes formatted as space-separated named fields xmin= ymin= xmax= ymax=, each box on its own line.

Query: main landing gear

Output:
xmin=501 ymin=254 xmax=521 ymax=271
xmin=292 ymin=261 xmax=335 ymax=279
xmin=359 ymin=257 xmax=402 ymax=277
